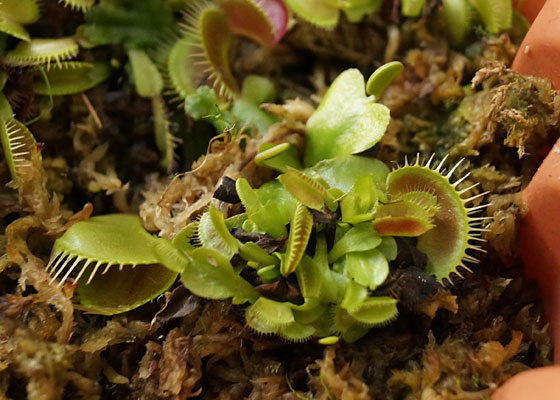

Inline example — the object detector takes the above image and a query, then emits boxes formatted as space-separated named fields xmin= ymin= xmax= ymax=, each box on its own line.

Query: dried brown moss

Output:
xmin=0 ymin=5 xmax=557 ymax=400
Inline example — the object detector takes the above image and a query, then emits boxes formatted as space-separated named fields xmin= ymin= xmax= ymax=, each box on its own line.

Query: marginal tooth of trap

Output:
xmin=470 ymin=245 xmax=487 ymax=253
xmin=467 ymin=203 xmax=491 ymax=214
xmin=459 ymin=263 xmax=473 ymax=273
xmin=57 ymin=257 xmax=83 ymax=288
xmin=49 ymin=255 xmax=75 ymax=284
xmin=454 ymin=270 xmax=465 ymax=279
xmin=46 ymin=251 xmax=66 ymax=273
xmin=463 ymin=255 xmax=480 ymax=264
xmin=102 ymin=263 xmax=114 ymax=275
xmin=470 ymin=216 xmax=493 ymax=221
xmin=468 ymin=236 xmax=487 ymax=243
xmin=86 ymin=261 xmax=104 ymax=285
xmin=458 ymin=183 xmax=480 ymax=196
xmin=414 ymin=153 xmax=421 ymax=166
xmin=470 ymin=227 xmax=491 ymax=232
xmin=463 ymin=191 xmax=490 ymax=203
xmin=446 ymin=158 xmax=465 ymax=178
xmin=453 ymin=172 xmax=471 ymax=187
xmin=73 ymin=259 xmax=93 ymax=285
xmin=435 ymin=154 xmax=449 ymax=172
xmin=10 ymin=142 xmax=26 ymax=150
xmin=424 ymin=153 xmax=436 ymax=169
xmin=404 ymin=155 xmax=409 ymax=166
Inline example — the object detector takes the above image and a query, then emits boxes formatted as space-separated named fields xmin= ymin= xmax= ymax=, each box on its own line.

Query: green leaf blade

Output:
xmin=346 ymin=249 xmax=389 ymax=290
xmin=304 ymin=69 xmax=390 ymax=167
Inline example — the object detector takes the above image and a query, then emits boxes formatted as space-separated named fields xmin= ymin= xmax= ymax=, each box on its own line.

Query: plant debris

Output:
xmin=0 ymin=1 xmax=558 ymax=399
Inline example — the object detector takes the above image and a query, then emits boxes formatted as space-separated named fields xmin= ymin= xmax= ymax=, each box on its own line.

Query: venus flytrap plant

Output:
xmin=186 ymin=6 xmax=240 ymax=99
xmin=304 ymin=68 xmax=391 ymax=167
xmin=46 ymin=214 xmax=185 ymax=315
xmin=32 ymin=62 xmax=111 ymax=96
xmin=0 ymin=116 xmax=39 ymax=187
xmin=278 ymin=167 xmax=331 ymax=211
xmin=283 ymin=0 xmax=382 ymax=28
xmin=179 ymin=0 xmax=288 ymax=101
xmin=401 ymin=0 xmax=426 ymax=17
xmin=468 ymin=0 xmax=512 ymax=34
xmin=44 ymin=65 xmax=488 ymax=343
xmin=4 ymin=38 xmax=80 ymax=68
xmin=282 ymin=202 xmax=313 ymax=276
xmin=118 ymin=47 xmax=180 ymax=169
xmin=384 ymin=155 xmax=489 ymax=282
xmin=58 ymin=0 xmax=95 ymax=12
xmin=254 ymin=142 xmax=302 ymax=173
xmin=441 ymin=0 xmax=473 ymax=45
xmin=0 ymin=0 xmax=40 ymax=41
xmin=400 ymin=0 xmax=513 ymax=43
xmin=164 ymin=36 xmax=198 ymax=101
xmin=197 ymin=204 xmax=241 ymax=259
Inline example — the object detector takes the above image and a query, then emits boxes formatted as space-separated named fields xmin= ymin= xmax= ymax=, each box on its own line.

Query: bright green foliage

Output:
xmin=340 ymin=175 xmax=378 ymax=224
xmin=468 ymin=0 xmax=512 ymax=34
xmin=236 ymin=178 xmax=289 ymax=238
xmin=241 ymin=75 xmax=276 ymax=105
xmin=152 ymin=95 xmax=177 ymax=169
xmin=366 ymin=61 xmax=403 ymax=100
xmin=128 ymin=49 xmax=163 ymax=97
xmin=389 ymin=0 xmax=513 ymax=41
xmin=279 ymin=167 xmax=330 ymax=211
xmin=167 ymin=37 xmax=198 ymax=100
xmin=441 ymin=0 xmax=473 ymax=44
xmin=346 ymin=249 xmax=388 ymax=290
xmin=33 ymin=62 xmax=111 ymax=96
xmin=43 ymin=67 xmax=484 ymax=343
xmin=304 ymin=69 xmax=390 ymax=167
xmin=401 ymin=0 xmax=426 ymax=17
xmin=181 ymin=248 xmax=259 ymax=302
xmin=1 ymin=0 xmax=39 ymax=24
xmin=254 ymin=142 xmax=302 ymax=173
xmin=230 ymin=75 xmax=279 ymax=133
xmin=4 ymin=37 xmax=79 ymax=67
xmin=197 ymin=204 xmax=240 ymax=259
xmin=385 ymin=157 xmax=484 ymax=281
xmin=46 ymin=214 xmax=184 ymax=315
xmin=343 ymin=0 xmax=383 ymax=22
xmin=185 ymin=77 xmax=278 ymax=135
xmin=182 ymin=85 xmax=238 ymax=134
xmin=328 ymin=223 xmax=382 ymax=263
xmin=230 ymin=98 xmax=278 ymax=134
xmin=311 ymin=155 xmax=389 ymax=192
xmin=0 ymin=117 xmax=38 ymax=185
xmin=283 ymin=0 xmax=382 ymax=28
xmin=282 ymin=0 xmax=339 ymax=28
xmin=282 ymin=203 xmax=313 ymax=276
xmin=184 ymin=86 xmax=221 ymax=120
xmin=189 ymin=157 xmax=415 ymax=342
xmin=0 ymin=0 xmax=39 ymax=41
xmin=81 ymin=0 xmax=175 ymax=50
xmin=196 ymin=7 xmax=240 ymax=98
